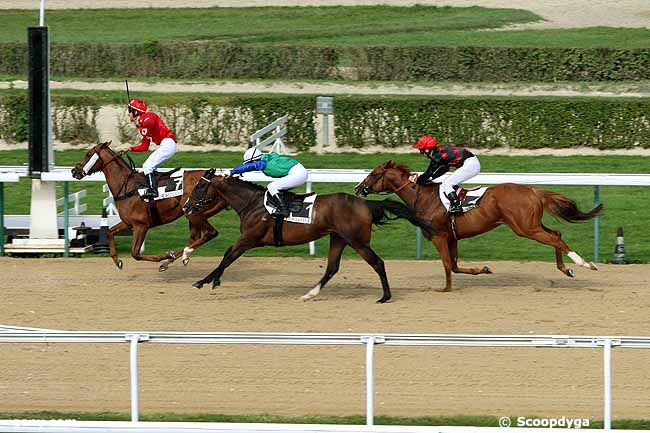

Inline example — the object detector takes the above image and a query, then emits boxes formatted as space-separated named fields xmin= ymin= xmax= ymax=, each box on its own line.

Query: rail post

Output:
xmin=593 ymin=185 xmax=600 ymax=262
xmin=63 ymin=181 xmax=69 ymax=257
xmin=126 ymin=334 xmax=149 ymax=422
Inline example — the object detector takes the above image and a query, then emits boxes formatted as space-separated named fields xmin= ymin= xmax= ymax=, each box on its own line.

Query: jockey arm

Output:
xmin=129 ymin=138 xmax=150 ymax=152
xmin=416 ymin=161 xmax=448 ymax=185
xmin=130 ymin=114 xmax=155 ymax=152
xmin=231 ymin=160 xmax=267 ymax=175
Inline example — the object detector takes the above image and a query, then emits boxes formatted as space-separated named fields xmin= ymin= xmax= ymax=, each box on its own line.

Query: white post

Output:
xmin=603 ymin=338 xmax=612 ymax=430
xmin=364 ymin=336 xmax=376 ymax=426
xmin=127 ymin=334 xmax=140 ymax=422
xmin=39 ymin=0 xmax=45 ymax=26
xmin=307 ymin=181 xmax=315 ymax=255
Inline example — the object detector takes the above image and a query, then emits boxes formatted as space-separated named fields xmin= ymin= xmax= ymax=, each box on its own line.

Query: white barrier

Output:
xmin=3 ymin=166 xmax=650 ymax=259
xmin=1 ymin=325 xmax=649 ymax=430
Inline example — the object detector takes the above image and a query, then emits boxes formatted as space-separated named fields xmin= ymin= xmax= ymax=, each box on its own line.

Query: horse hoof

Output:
xmin=482 ymin=266 xmax=493 ymax=274
xmin=588 ymin=262 xmax=599 ymax=271
xmin=159 ymin=263 xmax=168 ymax=272
xmin=434 ymin=287 xmax=451 ymax=293
xmin=212 ymin=279 xmax=221 ymax=289
xmin=376 ymin=297 xmax=391 ymax=304
xmin=182 ymin=258 xmax=190 ymax=266
xmin=192 ymin=281 xmax=203 ymax=289
xmin=116 ymin=260 xmax=123 ymax=270
xmin=165 ymin=251 xmax=176 ymax=260
xmin=567 ymin=268 xmax=575 ymax=278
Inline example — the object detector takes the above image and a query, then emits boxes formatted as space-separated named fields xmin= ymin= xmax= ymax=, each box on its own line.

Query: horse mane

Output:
xmin=228 ymin=176 xmax=267 ymax=193
xmin=392 ymin=163 xmax=413 ymax=177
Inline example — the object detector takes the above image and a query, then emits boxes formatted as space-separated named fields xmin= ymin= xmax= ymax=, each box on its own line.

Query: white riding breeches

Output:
xmin=267 ymin=163 xmax=308 ymax=196
xmin=142 ymin=137 xmax=176 ymax=175
xmin=441 ymin=156 xmax=481 ymax=195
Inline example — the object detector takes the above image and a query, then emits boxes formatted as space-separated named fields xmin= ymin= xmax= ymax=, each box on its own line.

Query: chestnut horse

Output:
xmin=71 ymin=142 xmax=228 ymax=271
xmin=183 ymin=173 xmax=434 ymax=303
xmin=355 ymin=160 xmax=603 ymax=291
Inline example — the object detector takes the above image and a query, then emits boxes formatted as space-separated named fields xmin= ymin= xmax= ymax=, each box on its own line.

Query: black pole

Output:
xmin=28 ymin=26 xmax=50 ymax=176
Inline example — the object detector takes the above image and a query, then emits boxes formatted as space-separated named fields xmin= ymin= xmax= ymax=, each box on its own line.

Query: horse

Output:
xmin=354 ymin=160 xmax=603 ymax=292
xmin=71 ymin=142 xmax=228 ymax=271
xmin=182 ymin=173 xmax=435 ymax=303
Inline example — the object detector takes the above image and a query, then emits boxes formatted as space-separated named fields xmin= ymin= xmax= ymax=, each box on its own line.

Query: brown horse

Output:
xmin=71 ymin=142 xmax=228 ymax=271
xmin=354 ymin=160 xmax=603 ymax=291
xmin=183 ymin=173 xmax=434 ymax=303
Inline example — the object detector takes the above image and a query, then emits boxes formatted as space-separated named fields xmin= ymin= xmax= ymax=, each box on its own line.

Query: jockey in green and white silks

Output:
xmin=230 ymin=148 xmax=308 ymax=216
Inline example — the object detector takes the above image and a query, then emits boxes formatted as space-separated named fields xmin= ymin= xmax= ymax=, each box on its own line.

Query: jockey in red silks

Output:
xmin=414 ymin=135 xmax=481 ymax=214
xmin=127 ymin=99 xmax=176 ymax=199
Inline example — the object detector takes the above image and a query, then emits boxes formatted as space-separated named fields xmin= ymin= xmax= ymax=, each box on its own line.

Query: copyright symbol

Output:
xmin=499 ymin=417 xmax=511 ymax=428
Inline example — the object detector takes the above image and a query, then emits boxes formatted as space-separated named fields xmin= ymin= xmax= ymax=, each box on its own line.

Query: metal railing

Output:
xmin=2 ymin=325 xmax=650 ymax=430
xmin=3 ymin=167 xmax=650 ymax=258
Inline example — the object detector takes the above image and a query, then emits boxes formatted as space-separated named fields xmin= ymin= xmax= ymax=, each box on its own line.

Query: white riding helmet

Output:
xmin=243 ymin=147 xmax=263 ymax=163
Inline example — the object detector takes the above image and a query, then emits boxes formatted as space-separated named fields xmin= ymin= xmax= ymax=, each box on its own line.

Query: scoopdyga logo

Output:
xmin=499 ymin=416 xmax=590 ymax=429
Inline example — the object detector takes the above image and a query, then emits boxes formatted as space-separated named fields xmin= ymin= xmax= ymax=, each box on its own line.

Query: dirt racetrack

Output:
xmin=2 ymin=256 xmax=650 ymax=420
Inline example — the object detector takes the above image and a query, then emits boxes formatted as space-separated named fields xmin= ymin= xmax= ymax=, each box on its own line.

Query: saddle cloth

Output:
xmin=438 ymin=185 xmax=489 ymax=213
xmin=264 ymin=191 xmax=317 ymax=224
xmin=138 ymin=169 xmax=184 ymax=201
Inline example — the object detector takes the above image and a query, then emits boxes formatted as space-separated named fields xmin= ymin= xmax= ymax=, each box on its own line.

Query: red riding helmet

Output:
xmin=128 ymin=99 xmax=148 ymax=116
xmin=415 ymin=135 xmax=438 ymax=150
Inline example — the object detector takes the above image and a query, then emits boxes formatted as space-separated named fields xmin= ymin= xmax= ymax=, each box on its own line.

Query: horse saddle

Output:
xmin=137 ymin=169 xmax=185 ymax=201
xmin=438 ymin=185 xmax=489 ymax=214
xmin=263 ymin=191 xmax=317 ymax=224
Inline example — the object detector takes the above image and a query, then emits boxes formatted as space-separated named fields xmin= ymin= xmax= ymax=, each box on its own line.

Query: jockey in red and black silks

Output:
xmin=414 ymin=135 xmax=481 ymax=214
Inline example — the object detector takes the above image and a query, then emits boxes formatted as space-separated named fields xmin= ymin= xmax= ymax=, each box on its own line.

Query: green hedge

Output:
xmin=334 ymin=96 xmax=650 ymax=149
xmin=0 ymin=93 xmax=317 ymax=150
xmin=1 ymin=93 xmax=647 ymax=150
xmin=350 ymin=46 xmax=650 ymax=81
xmin=0 ymin=42 xmax=338 ymax=80
xmin=1 ymin=42 xmax=648 ymax=82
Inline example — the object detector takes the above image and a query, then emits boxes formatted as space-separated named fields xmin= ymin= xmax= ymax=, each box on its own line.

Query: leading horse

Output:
xmin=183 ymin=173 xmax=435 ymax=303
xmin=355 ymin=160 xmax=603 ymax=291
xmin=71 ymin=142 xmax=228 ymax=271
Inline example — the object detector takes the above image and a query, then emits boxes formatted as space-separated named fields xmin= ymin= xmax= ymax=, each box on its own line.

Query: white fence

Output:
xmin=2 ymin=325 xmax=650 ymax=431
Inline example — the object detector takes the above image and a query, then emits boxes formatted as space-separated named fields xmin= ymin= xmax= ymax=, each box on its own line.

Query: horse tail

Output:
xmin=541 ymin=189 xmax=604 ymax=223
xmin=365 ymin=199 xmax=436 ymax=238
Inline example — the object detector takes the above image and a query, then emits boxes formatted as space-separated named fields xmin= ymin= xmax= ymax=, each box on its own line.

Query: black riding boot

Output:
xmin=143 ymin=173 xmax=158 ymax=199
xmin=446 ymin=191 xmax=462 ymax=214
xmin=272 ymin=193 xmax=290 ymax=218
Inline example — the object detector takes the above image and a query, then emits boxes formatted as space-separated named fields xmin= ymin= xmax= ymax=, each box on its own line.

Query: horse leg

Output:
xmin=431 ymin=234 xmax=454 ymax=292
xmin=129 ymin=225 xmax=174 ymax=263
xmin=192 ymin=239 xmax=253 ymax=290
xmin=350 ymin=243 xmax=391 ymax=303
xmin=507 ymin=221 xmax=598 ymax=276
xmin=107 ymin=221 xmax=130 ymax=270
xmin=181 ymin=219 xmax=219 ymax=265
xmin=302 ymin=234 xmax=347 ymax=301
xmin=449 ymin=237 xmax=492 ymax=275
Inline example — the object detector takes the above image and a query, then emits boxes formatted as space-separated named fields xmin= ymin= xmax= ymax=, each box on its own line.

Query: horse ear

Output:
xmin=385 ymin=160 xmax=396 ymax=168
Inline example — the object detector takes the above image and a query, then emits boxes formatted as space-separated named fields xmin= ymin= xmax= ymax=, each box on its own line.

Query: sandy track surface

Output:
xmin=6 ymin=0 xmax=650 ymax=29
xmin=2 ymin=256 xmax=650 ymax=419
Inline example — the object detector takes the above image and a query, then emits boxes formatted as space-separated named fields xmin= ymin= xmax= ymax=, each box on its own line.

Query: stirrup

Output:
xmin=448 ymin=203 xmax=462 ymax=214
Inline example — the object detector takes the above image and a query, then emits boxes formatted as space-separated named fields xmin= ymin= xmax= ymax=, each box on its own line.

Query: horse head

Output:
xmin=183 ymin=169 xmax=227 ymax=215
xmin=71 ymin=141 xmax=114 ymax=179
xmin=355 ymin=160 xmax=412 ymax=197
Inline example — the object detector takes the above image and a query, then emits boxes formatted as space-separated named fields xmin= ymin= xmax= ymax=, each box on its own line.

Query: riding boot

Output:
xmin=446 ymin=191 xmax=463 ymax=214
xmin=143 ymin=172 xmax=158 ymax=199
xmin=272 ymin=193 xmax=290 ymax=218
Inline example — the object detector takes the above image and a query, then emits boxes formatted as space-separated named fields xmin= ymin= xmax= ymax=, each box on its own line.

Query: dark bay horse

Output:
xmin=355 ymin=160 xmax=603 ymax=291
xmin=183 ymin=174 xmax=434 ymax=303
xmin=71 ymin=142 xmax=228 ymax=271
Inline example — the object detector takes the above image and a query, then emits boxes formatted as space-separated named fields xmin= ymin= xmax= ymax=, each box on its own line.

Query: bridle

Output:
xmin=74 ymin=144 xmax=127 ymax=178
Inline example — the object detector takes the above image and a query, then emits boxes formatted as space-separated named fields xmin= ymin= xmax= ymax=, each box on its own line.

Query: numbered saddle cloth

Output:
xmin=264 ymin=191 xmax=317 ymax=224
xmin=138 ymin=169 xmax=184 ymax=201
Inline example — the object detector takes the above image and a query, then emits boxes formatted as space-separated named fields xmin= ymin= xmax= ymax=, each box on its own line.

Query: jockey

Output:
xmin=415 ymin=135 xmax=480 ymax=214
xmin=127 ymin=99 xmax=177 ymax=199
xmin=230 ymin=147 xmax=308 ymax=217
